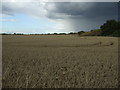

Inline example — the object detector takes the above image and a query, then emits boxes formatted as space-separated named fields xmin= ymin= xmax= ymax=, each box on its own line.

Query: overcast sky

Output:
xmin=0 ymin=0 xmax=119 ymax=34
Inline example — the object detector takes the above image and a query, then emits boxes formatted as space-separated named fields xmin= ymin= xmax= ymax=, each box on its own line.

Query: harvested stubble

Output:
xmin=2 ymin=35 xmax=118 ymax=88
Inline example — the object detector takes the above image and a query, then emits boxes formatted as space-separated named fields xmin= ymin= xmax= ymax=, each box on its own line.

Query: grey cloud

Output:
xmin=45 ymin=2 xmax=118 ymax=31
xmin=52 ymin=2 xmax=94 ymax=16
xmin=44 ymin=2 xmax=94 ymax=19
xmin=82 ymin=3 xmax=118 ymax=19
xmin=1 ymin=3 xmax=14 ymax=16
xmin=45 ymin=2 xmax=118 ymax=19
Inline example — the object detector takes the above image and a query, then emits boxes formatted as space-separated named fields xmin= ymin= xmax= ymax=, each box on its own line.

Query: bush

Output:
xmin=78 ymin=31 xmax=85 ymax=35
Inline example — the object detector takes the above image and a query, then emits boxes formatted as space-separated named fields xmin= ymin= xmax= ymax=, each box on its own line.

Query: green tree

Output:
xmin=100 ymin=20 xmax=119 ymax=36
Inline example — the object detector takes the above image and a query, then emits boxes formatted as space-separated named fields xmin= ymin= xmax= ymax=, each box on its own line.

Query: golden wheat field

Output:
xmin=2 ymin=35 xmax=118 ymax=88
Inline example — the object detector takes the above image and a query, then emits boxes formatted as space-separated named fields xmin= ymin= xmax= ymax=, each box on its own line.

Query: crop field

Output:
xmin=2 ymin=35 xmax=118 ymax=88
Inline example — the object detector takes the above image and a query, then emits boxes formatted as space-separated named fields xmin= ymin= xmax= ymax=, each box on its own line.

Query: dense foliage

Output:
xmin=100 ymin=20 xmax=120 ymax=37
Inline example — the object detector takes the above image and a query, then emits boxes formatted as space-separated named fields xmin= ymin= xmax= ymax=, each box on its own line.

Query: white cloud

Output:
xmin=0 ymin=19 xmax=16 ymax=22
xmin=1 ymin=1 xmax=47 ymax=18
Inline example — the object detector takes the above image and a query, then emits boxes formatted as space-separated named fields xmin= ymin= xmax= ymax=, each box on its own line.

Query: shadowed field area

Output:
xmin=2 ymin=35 xmax=118 ymax=88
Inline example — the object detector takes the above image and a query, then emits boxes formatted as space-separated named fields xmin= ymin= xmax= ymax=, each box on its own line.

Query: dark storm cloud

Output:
xmin=48 ymin=2 xmax=94 ymax=16
xmin=45 ymin=2 xmax=118 ymax=31
xmin=82 ymin=3 xmax=118 ymax=19
xmin=45 ymin=2 xmax=118 ymax=20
